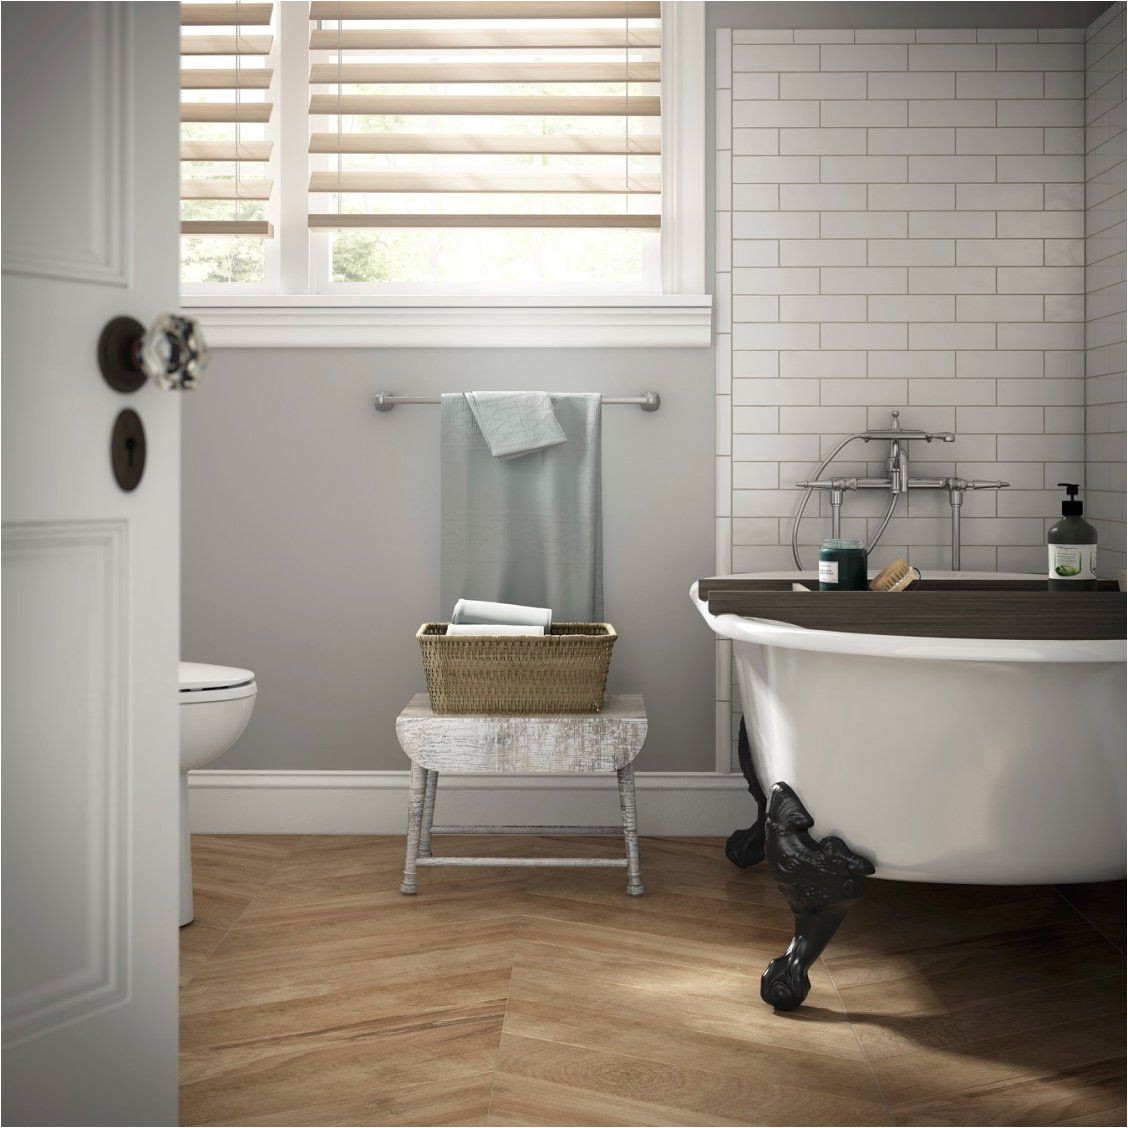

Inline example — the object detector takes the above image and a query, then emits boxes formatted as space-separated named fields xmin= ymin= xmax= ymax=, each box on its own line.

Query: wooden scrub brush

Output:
xmin=869 ymin=558 xmax=920 ymax=592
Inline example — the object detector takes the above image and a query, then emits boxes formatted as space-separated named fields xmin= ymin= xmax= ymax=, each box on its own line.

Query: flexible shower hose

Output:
xmin=790 ymin=434 xmax=900 ymax=571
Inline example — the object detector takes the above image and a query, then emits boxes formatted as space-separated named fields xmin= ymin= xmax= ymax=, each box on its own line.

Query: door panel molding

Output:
xmin=1 ymin=520 xmax=130 ymax=1045
xmin=1 ymin=3 xmax=131 ymax=287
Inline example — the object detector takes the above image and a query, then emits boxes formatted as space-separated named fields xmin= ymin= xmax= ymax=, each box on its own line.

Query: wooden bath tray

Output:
xmin=697 ymin=577 xmax=1127 ymax=640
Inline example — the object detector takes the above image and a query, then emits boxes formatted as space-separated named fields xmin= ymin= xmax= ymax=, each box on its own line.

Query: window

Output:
xmin=181 ymin=1 xmax=708 ymax=346
xmin=180 ymin=2 xmax=279 ymax=291
xmin=308 ymin=0 xmax=661 ymax=294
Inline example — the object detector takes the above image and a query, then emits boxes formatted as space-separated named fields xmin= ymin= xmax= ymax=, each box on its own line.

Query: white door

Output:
xmin=2 ymin=4 xmax=182 ymax=1124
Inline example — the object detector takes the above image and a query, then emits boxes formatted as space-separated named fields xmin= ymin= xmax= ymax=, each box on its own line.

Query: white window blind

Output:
xmin=180 ymin=2 xmax=276 ymax=250
xmin=307 ymin=0 xmax=662 ymax=290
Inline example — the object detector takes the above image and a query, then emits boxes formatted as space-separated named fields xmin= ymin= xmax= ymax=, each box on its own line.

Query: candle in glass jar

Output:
xmin=818 ymin=537 xmax=868 ymax=591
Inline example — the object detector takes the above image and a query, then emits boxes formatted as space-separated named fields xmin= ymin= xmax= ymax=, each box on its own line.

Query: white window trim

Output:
xmin=184 ymin=1 xmax=710 ymax=349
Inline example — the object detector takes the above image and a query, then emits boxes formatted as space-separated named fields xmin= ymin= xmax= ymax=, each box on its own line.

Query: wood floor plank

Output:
xmin=493 ymin=1033 xmax=891 ymax=1127
xmin=188 ymin=834 xmax=303 ymax=928
xmin=518 ymin=912 xmax=782 ymax=977
xmin=506 ymin=961 xmax=857 ymax=1061
xmin=227 ymin=878 xmax=528 ymax=943
xmin=1052 ymin=1105 xmax=1127 ymax=1126
xmin=180 ymin=1002 xmax=504 ymax=1125
xmin=184 ymin=929 xmax=519 ymax=1012
xmin=830 ymin=894 xmax=1089 ymax=966
xmin=487 ymin=1072 xmax=750 ymax=1127
xmin=512 ymin=936 xmax=783 ymax=1011
xmin=180 ymin=836 xmax=1125 ymax=1127
xmin=179 ymin=919 xmax=229 ymax=989
xmin=525 ymin=869 xmax=795 ymax=929
xmin=825 ymin=905 xmax=1098 ymax=989
xmin=891 ymin=1058 xmax=1127 ymax=1127
xmin=830 ymin=924 xmax=1125 ymax=1017
xmin=267 ymin=834 xmax=539 ymax=888
xmin=523 ymin=891 xmax=794 ymax=948
xmin=870 ymin=1013 xmax=1127 ymax=1107
xmin=181 ymin=949 xmax=514 ymax=1050
xmin=189 ymin=916 xmax=522 ymax=987
xmin=845 ymin=974 xmax=1126 ymax=1061
xmin=212 ymin=1071 xmax=495 ymax=1126
xmin=502 ymin=989 xmax=878 ymax=1101
xmin=1056 ymin=882 xmax=1127 ymax=954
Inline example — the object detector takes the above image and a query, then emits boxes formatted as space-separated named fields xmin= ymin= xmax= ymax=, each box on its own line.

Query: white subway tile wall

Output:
xmin=1085 ymin=4 xmax=1127 ymax=576
xmin=714 ymin=19 xmax=1123 ymax=767
xmin=716 ymin=24 xmax=1095 ymax=584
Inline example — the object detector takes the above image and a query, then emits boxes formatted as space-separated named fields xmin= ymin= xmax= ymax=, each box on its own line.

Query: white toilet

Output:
xmin=179 ymin=661 xmax=257 ymax=925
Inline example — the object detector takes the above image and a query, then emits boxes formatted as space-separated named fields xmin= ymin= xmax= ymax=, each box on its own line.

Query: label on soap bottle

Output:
xmin=1048 ymin=543 xmax=1097 ymax=580
xmin=818 ymin=560 xmax=839 ymax=584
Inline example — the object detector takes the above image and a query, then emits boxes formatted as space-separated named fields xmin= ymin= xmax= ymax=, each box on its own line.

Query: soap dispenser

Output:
xmin=1047 ymin=483 xmax=1098 ymax=590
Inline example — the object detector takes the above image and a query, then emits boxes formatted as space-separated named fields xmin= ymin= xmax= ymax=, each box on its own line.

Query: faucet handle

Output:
xmin=796 ymin=477 xmax=859 ymax=490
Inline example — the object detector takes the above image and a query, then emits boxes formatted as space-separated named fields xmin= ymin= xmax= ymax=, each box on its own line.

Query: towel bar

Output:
xmin=373 ymin=391 xmax=660 ymax=412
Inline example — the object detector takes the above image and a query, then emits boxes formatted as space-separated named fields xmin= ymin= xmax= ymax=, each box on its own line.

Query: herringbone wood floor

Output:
xmin=179 ymin=834 xmax=1125 ymax=1127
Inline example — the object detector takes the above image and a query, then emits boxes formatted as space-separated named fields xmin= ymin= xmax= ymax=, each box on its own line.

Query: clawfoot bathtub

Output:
xmin=693 ymin=572 xmax=1126 ymax=1009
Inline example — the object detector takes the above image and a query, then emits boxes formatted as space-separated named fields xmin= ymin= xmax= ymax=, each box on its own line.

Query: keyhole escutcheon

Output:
xmin=111 ymin=409 xmax=146 ymax=491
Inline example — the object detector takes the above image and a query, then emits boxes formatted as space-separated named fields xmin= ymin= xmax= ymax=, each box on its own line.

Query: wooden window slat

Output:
xmin=182 ymin=178 xmax=273 ymax=200
xmin=308 ymin=2 xmax=659 ymax=19
xmin=309 ymin=132 xmax=659 ymax=155
xmin=181 ymin=3 xmax=272 ymax=26
xmin=309 ymin=213 xmax=661 ymax=229
xmin=308 ymin=61 xmax=658 ymax=84
xmin=309 ymin=170 xmax=658 ymax=193
xmin=309 ymin=94 xmax=659 ymax=116
xmin=309 ymin=27 xmax=659 ymax=50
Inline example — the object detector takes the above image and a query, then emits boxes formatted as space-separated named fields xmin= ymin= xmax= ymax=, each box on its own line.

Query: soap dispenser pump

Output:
xmin=1047 ymin=483 xmax=1098 ymax=590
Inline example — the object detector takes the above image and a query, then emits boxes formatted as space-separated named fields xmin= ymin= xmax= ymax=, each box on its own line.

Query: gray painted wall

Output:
xmin=182 ymin=348 xmax=715 ymax=772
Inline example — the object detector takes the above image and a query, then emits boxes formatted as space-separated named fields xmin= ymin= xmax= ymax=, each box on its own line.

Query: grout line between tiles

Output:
xmin=822 ymin=953 xmax=898 ymax=1126
xmin=485 ymin=861 xmax=530 ymax=1124
xmin=1052 ymin=885 xmax=1128 ymax=956
xmin=180 ymin=834 xmax=307 ymax=991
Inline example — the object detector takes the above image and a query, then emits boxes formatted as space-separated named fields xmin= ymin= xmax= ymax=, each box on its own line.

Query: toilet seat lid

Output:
xmin=179 ymin=661 xmax=255 ymax=692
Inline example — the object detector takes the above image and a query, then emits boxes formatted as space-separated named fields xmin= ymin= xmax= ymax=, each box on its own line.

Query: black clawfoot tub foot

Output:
xmin=761 ymin=782 xmax=875 ymax=1011
xmin=725 ymin=717 xmax=766 ymax=868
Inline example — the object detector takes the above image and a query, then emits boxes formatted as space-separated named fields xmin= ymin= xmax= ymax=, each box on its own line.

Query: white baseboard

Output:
xmin=188 ymin=770 xmax=752 ymax=836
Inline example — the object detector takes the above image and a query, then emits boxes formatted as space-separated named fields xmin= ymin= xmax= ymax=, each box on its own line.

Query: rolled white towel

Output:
xmin=445 ymin=624 xmax=546 ymax=637
xmin=451 ymin=598 xmax=552 ymax=629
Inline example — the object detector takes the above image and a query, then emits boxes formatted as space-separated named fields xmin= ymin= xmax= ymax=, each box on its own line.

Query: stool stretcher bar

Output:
xmin=431 ymin=824 xmax=625 ymax=836
xmin=417 ymin=856 xmax=627 ymax=868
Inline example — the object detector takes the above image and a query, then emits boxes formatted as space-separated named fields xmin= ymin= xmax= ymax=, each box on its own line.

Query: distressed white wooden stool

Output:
xmin=396 ymin=693 xmax=646 ymax=896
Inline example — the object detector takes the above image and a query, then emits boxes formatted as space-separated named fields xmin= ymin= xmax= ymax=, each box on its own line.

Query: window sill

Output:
xmin=182 ymin=295 xmax=714 ymax=349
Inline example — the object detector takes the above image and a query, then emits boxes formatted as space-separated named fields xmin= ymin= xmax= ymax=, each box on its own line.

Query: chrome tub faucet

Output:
xmin=792 ymin=412 xmax=1008 ymax=571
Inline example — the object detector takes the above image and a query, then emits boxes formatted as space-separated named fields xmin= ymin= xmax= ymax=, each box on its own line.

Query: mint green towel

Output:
xmin=441 ymin=392 xmax=603 ymax=621
xmin=465 ymin=391 xmax=567 ymax=460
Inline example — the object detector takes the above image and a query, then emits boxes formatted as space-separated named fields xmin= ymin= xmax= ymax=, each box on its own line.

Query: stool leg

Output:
xmin=617 ymin=763 xmax=644 ymax=896
xmin=420 ymin=770 xmax=438 ymax=860
xmin=401 ymin=763 xmax=426 ymax=895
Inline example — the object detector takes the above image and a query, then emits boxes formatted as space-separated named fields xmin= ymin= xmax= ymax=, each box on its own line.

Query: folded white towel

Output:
xmin=444 ymin=624 xmax=546 ymax=637
xmin=464 ymin=391 xmax=567 ymax=460
xmin=451 ymin=598 xmax=553 ymax=629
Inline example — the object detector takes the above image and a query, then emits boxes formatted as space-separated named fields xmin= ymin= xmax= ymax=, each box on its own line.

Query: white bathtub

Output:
xmin=694 ymin=572 xmax=1127 ymax=885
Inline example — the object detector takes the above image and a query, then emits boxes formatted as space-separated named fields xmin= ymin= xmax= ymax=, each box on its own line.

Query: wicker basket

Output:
xmin=417 ymin=622 xmax=616 ymax=714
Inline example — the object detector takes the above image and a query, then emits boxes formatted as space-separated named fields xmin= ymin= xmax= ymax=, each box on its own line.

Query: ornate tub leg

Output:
xmin=726 ymin=717 xmax=767 ymax=868
xmin=760 ymin=782 xmax=875 ymax=1011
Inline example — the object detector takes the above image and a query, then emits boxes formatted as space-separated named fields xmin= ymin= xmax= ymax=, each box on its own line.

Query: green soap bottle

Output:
xmin=1047 ymin=483 xmax=1098 ymax=591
